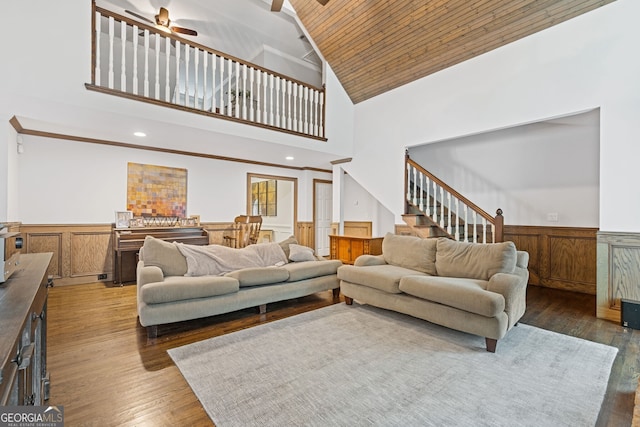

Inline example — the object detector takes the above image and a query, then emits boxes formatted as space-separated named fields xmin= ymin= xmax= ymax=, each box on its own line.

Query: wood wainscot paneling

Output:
xmin=504 ymin=226 xmax=598 ymax=295
xmin=296 ymin=222 xmax=314 ymax=248
xmin=596 ymin=232 xmax=640 ymax=323
xmin=20 ymin=224 xmax=114 ymax=286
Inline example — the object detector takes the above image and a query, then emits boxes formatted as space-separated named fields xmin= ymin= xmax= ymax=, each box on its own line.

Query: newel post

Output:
xmin=494 ymin=209 xmax=504 ymax=243
xmin=404 ymin=150 xmax=410 ymax=214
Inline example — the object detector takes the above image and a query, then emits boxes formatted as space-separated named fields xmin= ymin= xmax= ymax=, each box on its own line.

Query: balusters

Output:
xmin=249 ymin=68 xmax=255 ymax=121
xmin=431 ymin=180 xmax=437 ymax=223
xmin=174 ymin=40 xmax=180 ymax=103
xmin=463 ymin=205 xmax=468 ymax=242
xmin=425 ymin=177 xmax=431 ymax=216
xmin=95 ymin=11 xmax=101 ymax=85
xmin=108 ymin=16 xmax=115 ymax=89
xmin=439 ymin=187 xmax=445 ymax=228
xmin=454 ymin=198 xmax=460 ymax=241
xmin=412 ymin=167 xmax=418 ymax=206
xmin=473 ymin=212 xmax=478 ymax=243
xmin=120 ymin=20 xmax=126 ymax=91
xmin=226 ymin=60 xmax=233 ymax=115
xmin=241 ymin=64 xmax=247 ymax=120
xmin=482 ymin=218 xmax=487 ymax=243
xmin=184 ymin=45 xmax=190 ymax=107
xmin=234 ymin=61 xmax=240 ymax=118
xmin=154 ymin=34 xmax=160 ymax=100
xmin=319 ymin=91 xmax=325 ymax=138
xmin=194 ymin=47 xmax=200 ymax=109
xmin=133 ymin=25 xmax=139 ymax=95
xmin=164 ymin=37 xmax=170 ymax=101
xmin=255 ymin=71 xmax=261 ymax=123
xmin=446 ymin=192 xmax=452 ymax=235
xmin=211 ymin=55 xmax=222 ymax=113
xmin=143 ymin=29 xmax=149 ymax=97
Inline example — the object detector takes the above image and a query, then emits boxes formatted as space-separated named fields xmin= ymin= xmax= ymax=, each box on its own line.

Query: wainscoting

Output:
xmin=396 ymin=224 xmax=598 ymax=296
xmin=596 ymin=232 xmax=640 ymax=323
xmin=15 ymin=221 xmax=316 ymax=286
xmin=504 ymin=225 xmax=598 ymax=295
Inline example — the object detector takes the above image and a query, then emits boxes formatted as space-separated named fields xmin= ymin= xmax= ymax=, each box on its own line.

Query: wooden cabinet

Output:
xmin=329 ymin=235 xmax=383 ymax=265
xmin=0 ymin=253 xmax=52 ymax=406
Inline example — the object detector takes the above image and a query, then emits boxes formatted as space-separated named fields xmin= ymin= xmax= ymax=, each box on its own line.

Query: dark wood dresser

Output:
xmin=113 ymin=227 xmax=209 ymax=284
xmin=0 ymin=253 xmax=52 ymax=405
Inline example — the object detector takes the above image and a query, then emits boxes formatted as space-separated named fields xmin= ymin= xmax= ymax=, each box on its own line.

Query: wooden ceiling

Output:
xmin=290 ymin=0 xmax=616 ymax=104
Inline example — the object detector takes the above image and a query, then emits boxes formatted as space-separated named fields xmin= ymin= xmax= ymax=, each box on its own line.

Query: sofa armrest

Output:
xmin=487 ymin=270 xmax=529 ymax=328
xmin=354 ymin=254 xmax=387 ymax=267
xmin=137 ymin=261 xmax=165 ymax=287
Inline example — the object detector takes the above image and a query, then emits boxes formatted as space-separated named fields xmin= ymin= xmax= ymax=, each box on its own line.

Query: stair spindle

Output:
xmin=184 ymin=45 xmax=190 ymax=107
xmin=143 ymin=29 xmax=149 ymax=97
xmin=193 ymin=47 xmax=200 ymax=108
xmin=163 ymin=36 xmax=170 ymax=101
xmin=95 ymin=11 xmax=101 ymax=86
xmin=154 ymin=34 xmax=160 ymax=100
xmin=173 ymin=40 xmax=180 ymax=103
xmin=120 ymin=20 xmax=127 ymax=91
xmin=108 ymin=16 xmax=115 ymax=89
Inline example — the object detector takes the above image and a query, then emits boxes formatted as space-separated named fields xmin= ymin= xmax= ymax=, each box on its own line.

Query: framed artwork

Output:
xmin=129 ymin=217 xmax=145 ymax=228
xmin=115 ymin=211 xmax=133 ymax=228
xmin=127 ymin=162 xmax=187 ymax=218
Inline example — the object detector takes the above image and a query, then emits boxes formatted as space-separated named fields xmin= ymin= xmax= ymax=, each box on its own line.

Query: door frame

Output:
xmin=313 ymin=179 xmax=333 ymax=254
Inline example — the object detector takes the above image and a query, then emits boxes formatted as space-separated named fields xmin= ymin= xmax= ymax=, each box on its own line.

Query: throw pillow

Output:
xmin=288 ymin=244 xmax=316 ymax=262
xmin=278 ymin=235 xmax=299 ymax=260
xmin=382 ymin=232 xmax=437 ymax=275
xmin=435 ymin=238 xmax=517 ymax=280
xmin=141 ymin=235 xmax=188 ymax=277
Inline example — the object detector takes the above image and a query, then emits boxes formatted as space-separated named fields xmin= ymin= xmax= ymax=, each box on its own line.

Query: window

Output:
xmin=251 ymin=179 xmax=277 ymax=216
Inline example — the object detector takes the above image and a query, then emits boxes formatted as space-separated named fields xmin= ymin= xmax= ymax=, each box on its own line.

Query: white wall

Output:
xmin=343 ymin=174 xmax=394 ymax=236
xmin=410 ymin=109 xmax=600 ymax=227
xmin=15 ymin=134 xmax=330 ymax=224
xmin=348 ymin=0 xmax=640 ymax=232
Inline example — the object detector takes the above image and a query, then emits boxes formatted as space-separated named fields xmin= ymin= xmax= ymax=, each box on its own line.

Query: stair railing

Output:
xmin=405 ymin=153 xmax=503 ymax=243
xmin=89 ymin=4 xmax=326 ymax=140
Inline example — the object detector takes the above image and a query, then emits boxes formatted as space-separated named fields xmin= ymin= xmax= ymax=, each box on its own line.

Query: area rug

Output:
xmin=168 ymin=304 xmax=618 ymax=427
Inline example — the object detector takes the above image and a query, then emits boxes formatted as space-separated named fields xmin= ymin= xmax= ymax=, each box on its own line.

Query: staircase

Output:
xmin=404 ymin=152 xmax=503 ymax=243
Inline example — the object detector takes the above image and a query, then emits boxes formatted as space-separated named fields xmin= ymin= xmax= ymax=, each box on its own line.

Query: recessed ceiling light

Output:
xmin=286 ymin=156 xmax=294 ymax=160
xmin=134 ymin=131 xmax=146 ymax=137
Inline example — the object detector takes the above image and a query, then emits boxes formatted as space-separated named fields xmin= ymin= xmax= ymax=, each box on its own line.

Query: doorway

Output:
xmin=247 ymin=173 xmax=297 ymax=243
xmin=314 ymin=179 xmax=333 ymax=256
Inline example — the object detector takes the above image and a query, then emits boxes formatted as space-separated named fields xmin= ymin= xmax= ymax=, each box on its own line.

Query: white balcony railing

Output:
xmin=91 ymin=6 xmax=326 ymax=139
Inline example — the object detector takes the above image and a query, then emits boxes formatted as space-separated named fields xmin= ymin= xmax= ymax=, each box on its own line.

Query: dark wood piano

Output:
xmin=113 ymin=226 xmax=209 ymax=284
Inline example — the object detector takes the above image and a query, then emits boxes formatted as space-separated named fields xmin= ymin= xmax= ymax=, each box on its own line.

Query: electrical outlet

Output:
xmin=98 ymin=273 xmax=108 ymax=280
xmin=547 ymin=212 xmax=559 ymax=222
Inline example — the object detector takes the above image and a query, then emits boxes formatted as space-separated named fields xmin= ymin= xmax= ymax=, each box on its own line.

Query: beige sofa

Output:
xmin=137 ymin=236 xmax=341 ymax=337
xmin=337 ymin=233 xmax=529 ymax=352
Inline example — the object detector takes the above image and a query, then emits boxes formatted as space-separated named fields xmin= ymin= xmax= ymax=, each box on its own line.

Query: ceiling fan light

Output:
xmin=155 ymin=24 xmax=171 ymax=34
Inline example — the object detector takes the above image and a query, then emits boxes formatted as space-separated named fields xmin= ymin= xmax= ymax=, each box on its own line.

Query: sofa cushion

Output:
xmin=435 ymin=238 xmax=517 ymax=280
xmin=225 ymin=267 xmax=290 ymax=287
xmin=338 ymin=264 xmax=427 ymax=294
xmin=288 ymin=244 xmax=316 ymax=262
xmin=382 ymin=233 xmax=437 ymax=275
xmin=283 ymin=259 xmax=342 ymax=282
xmin=141 ymin=235 xmax=188 ymax=277
xmin=399 ymin=275 xmax=505 ymax=317
xmin=278 ymin=235 xmax=298 ymax=261
xmin=140 ymin=275 xmax=239 ymax=304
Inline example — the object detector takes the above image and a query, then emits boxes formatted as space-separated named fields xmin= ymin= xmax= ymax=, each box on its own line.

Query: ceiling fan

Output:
xmin=271 ymin=0 xmax=330 ymax=12
xmin=125 ymin=7 xmax=198 ymax=36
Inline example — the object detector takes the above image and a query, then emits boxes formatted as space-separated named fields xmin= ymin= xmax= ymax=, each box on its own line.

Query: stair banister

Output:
xmin=404 ymin=153 xmax=504 ymax=243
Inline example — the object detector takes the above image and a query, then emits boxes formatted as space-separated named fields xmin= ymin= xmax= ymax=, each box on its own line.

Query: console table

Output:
xmin=0 ymin=252 xmax=52 ymax=406
xmin=113 ymin=227 xmax=209 ymax=284
xmin=329 ymin=235 xmax=383 ymax=265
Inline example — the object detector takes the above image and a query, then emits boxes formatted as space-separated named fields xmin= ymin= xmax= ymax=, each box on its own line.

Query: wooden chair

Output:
xmin=223 ymin=215 xmax=263 ymax=248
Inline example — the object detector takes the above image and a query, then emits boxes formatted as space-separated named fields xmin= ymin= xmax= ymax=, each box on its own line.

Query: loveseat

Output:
xmin=137 ymin=235 xmax=342 ymax=337
xmin=337 ymin=233 xmax=529 ymax=352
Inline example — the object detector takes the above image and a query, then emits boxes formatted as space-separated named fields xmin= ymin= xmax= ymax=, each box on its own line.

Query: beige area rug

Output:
xmin=168 ymin=304 xmax=617 ymax=427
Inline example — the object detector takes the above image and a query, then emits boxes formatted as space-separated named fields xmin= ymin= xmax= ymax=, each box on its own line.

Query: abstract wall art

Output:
xmin=127 ymin=162 xmax=187 ymax=217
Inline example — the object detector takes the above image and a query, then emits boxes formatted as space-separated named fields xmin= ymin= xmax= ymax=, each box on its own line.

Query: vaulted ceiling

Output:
xmin=290 ymin=0 xmax=617 ymax=104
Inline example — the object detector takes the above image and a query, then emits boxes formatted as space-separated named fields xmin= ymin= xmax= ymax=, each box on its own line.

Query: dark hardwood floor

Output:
xmin=47 ymin=283 xmax=639 ymax=426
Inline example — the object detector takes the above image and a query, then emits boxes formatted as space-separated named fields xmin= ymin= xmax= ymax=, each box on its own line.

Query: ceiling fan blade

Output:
xmin=156 ymin=7 xmax=170 ymax=26
xmin=316 ymin=0 xmax=330 ymax=5
xmin=125 ymin=10 xmax=154 ymax=25
xmin=170 ymin=26 xmax=198 ymax=36
xmin=271 ymin=0 xmax=284 ymax=12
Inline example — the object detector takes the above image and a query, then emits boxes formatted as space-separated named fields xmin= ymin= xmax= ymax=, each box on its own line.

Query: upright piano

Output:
xmin=113 ymin=226 xmax=209 ymax=284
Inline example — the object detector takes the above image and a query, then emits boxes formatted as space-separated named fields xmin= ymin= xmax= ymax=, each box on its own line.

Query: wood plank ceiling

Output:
xmin=289 ymin=0 xmax=616 ymax=104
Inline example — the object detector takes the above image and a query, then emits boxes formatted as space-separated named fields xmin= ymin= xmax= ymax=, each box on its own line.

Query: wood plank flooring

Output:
xmin=47 ymin=283 xmax=639 ymax=426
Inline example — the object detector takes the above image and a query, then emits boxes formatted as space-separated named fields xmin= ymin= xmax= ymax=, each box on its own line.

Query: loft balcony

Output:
xmin=87 ymin=5 xmax=326 ymax=140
